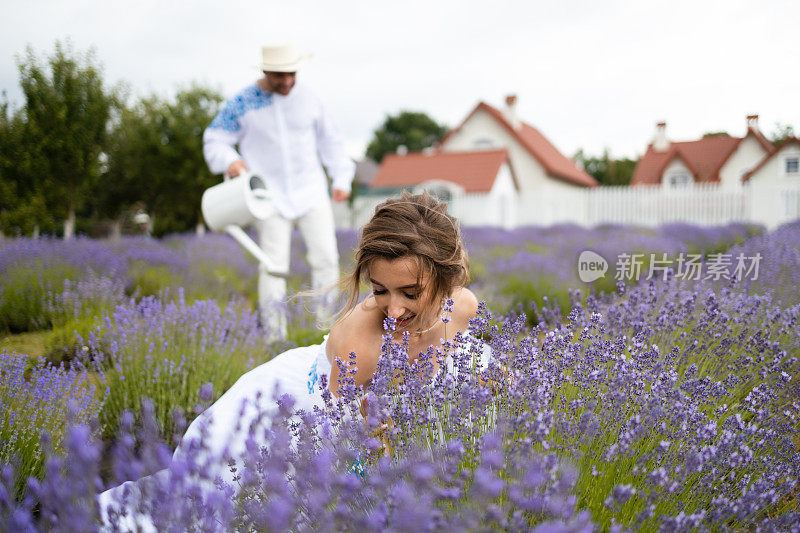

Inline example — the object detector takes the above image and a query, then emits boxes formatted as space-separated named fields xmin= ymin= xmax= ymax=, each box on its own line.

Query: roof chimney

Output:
xmin=504 ymin=94 xmax=521 ymax=130
xmin=396 ymin=144 xmax=408 ymax=155
xmin=746 ymin=114 xmax=760 ymax=131
xmin=653 ymin=121 xmax=669 ymax=152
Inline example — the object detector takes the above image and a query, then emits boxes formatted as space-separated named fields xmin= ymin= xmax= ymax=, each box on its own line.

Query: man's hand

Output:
xmin=226 ymin=160 xmax=248 ymax=178
xmin=331 ymin=188 xmax=350 ymax=203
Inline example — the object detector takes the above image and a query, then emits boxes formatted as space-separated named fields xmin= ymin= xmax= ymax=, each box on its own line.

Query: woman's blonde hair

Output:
xmin=338 ymin=191 xmax=469 ymax=327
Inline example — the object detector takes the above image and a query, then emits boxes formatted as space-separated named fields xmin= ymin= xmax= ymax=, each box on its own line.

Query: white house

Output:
xmin=370 ymin=95 xmax=596 ymax=197
xmin=631 ymin=115 xmax=774 ymax=188
xmin=358 ymin=95 xmax=596 ymax=227
xmin=337 ymin=109 xmax=799 ymax=230
xmin=436 ymin=95 xmax=597 ymax=193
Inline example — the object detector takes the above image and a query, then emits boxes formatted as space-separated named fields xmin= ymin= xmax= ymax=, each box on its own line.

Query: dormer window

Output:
xmin=472 ymin=138 xmax=496 ymax=149
xmin=666 ymin=173 xmax=691 ymax=187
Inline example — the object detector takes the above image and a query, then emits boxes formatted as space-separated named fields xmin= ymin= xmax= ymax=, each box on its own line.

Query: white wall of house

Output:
xmin=747 ymin=144 xmax=800 ymax=186
xmin=489 ymin=162 xmax=517 ymax=229
xmin=439 ymin=110 xmax=507 ymax=152
xmin=745 ymin=143 xmax=800 ymax=229
xmin=719 ymin=135 xmax=769 ymax=188
xmin=488 ymin=162 xmax=516 ymax=198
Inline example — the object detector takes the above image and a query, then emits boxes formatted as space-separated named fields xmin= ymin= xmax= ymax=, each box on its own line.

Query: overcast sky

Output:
xmin=2 ymin=0 xmax=798 ymax=161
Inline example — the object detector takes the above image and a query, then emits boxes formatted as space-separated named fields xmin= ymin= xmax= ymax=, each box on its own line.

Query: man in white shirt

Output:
xmin=203 ymin=44 xmax=355 ymax=340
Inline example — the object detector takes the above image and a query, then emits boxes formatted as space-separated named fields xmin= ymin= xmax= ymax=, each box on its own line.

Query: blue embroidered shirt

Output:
xmin=203 ymin=82 xmax=354 ymax=218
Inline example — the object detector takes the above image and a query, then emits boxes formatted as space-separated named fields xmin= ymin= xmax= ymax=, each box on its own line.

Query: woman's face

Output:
xmin=368 ymin=256 xmax=436 ymax=332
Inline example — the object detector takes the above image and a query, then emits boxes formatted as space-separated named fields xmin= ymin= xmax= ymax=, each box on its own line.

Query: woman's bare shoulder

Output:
xmin=326 ymin=299 xmax=383 ymax=363
xmin=451 ymin=286 xmax=479 ymax=323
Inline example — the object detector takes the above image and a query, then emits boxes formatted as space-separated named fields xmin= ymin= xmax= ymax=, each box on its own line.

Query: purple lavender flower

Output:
xmin=2 ymin=219 xmax=799 ymax=531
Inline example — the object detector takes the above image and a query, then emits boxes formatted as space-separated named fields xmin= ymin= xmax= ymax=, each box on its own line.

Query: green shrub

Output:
xmin=0 ymin=351 xmax=101 ymax=498
xmin=0 ymin=261 xmax=81 ymax=333
xmin=82 ymin=294 xmax=271 ymax=442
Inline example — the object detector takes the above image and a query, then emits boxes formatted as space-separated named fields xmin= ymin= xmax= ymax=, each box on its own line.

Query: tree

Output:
xmin=98 ymin=84 xmax=223 ymax=235
xmin=16 ymin=40 xmax=114 ymax=239
xmin=365 ymin=111 xmax=448 ymax=163
xmin=0 ymin=94 xmax=56 ymax=236
xmin=769 ymin=123 xmax=796 ymax=144
xmin=0 ymin=97 xmax=24 ymax=233
xmin=573 ymin=149 xmax=637 ymax=186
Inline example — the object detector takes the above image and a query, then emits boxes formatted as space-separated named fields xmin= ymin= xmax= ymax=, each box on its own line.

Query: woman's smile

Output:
xmin=396 ymin=314 xmax=415 ymax=327
xmin=368 ymin=256 xmax=432 ymax=331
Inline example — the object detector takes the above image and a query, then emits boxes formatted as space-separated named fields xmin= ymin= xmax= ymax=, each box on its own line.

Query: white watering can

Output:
xmin=201 ymin=173 xmax=287 ymax=277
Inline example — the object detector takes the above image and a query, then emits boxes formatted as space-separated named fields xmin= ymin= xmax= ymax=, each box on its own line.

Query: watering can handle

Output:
xmin=224 ymin=165 xmax=251 ymax=181
xmin=223 ymin=170 xmax=248 ymax=182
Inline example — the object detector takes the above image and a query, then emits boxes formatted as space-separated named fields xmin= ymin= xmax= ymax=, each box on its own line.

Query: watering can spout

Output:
xmin=201 ymin=173 xmax=288 ymax=277
xmin=224 ymin=225 xmax=288 ymax=278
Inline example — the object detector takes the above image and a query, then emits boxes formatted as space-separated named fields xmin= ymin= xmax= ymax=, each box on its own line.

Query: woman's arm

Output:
xmin=325 ymin=305 xmax=382 ymax=397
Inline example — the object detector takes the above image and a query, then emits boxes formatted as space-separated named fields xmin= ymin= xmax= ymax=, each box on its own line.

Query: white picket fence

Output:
xmin=333 ymin=183 xmax=800 ymax=230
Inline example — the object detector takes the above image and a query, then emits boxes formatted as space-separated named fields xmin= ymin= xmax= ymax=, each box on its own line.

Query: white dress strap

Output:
xmin=444 ymin=329 xmax=493 ymax=377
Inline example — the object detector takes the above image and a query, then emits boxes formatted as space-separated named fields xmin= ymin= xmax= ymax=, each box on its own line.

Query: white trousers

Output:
xmin=257 ymin=197 xmax=340 ymax=339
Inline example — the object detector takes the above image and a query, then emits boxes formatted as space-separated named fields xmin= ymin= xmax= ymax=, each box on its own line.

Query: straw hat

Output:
xmin=257 ymin=44 xmax=311 ymax=72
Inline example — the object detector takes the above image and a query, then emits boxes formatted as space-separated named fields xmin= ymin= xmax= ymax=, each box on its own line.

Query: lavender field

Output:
xmin=0 ymin=221 xmax=798 ymax=531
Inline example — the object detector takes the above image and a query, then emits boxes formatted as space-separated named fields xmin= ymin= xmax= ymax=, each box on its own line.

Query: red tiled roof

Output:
xmin=371 ymin=149 xmax=513 ymax=193
xmin=438 ymin=102 xmax=598 ymax=188
xmin=631 ymin=134 xmax=743 ymax=185
xmin=742 ymin=137 xmax=800 ymax=181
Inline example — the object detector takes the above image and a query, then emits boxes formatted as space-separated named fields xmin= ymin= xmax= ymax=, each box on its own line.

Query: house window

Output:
xmin=786 ymin=157 xmax=799 ymax=176
xmin=472 ymin=138 xmax=496 ymax=149
xmin=666 ymin=173 xmax=691 ymax=187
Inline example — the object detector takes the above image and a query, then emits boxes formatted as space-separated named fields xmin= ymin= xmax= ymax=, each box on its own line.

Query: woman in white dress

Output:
xmin=98 ymin=191 xmax=482 ymax=529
